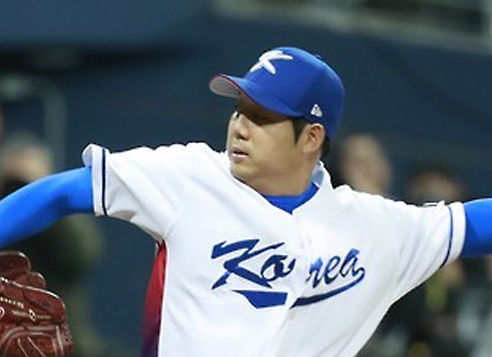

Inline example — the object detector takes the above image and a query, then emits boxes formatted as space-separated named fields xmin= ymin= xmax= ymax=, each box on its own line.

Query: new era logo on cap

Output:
xmin=209 ymin=46 xmax=345 ymax=138
xmin=310 ymin=104 xmax=323 ymax=118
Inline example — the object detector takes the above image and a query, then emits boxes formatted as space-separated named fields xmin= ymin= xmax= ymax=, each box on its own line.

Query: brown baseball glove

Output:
xmin=0 ymin=251 xmax=74 ymax=357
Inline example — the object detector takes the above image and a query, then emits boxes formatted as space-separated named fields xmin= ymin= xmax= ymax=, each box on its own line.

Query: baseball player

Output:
xmin=0 ymin=46 xmax=491 ymax=357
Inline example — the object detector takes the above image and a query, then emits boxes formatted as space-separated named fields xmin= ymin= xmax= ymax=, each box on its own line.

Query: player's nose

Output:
xmin=230 ymin=112 xmax=251 ymax=139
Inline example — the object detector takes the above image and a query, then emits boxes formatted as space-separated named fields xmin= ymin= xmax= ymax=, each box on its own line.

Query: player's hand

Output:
xmin=0 ymin=251 xmax=74 ymax=357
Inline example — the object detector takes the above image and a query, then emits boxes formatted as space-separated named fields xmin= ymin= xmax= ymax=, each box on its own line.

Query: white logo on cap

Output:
xmin=311 ymin=104 xmax=323 ymax=118
xmin=249 ymin=50 xmax=293 ymax=75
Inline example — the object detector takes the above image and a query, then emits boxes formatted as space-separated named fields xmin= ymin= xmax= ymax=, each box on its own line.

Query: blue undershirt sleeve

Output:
xmin=0 ymin=167 xmax=93 ymax=248
xmin=462 ymin=198 xmax=492 ymax=257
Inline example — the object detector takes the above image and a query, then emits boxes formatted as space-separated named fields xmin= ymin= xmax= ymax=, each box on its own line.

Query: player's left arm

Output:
xmin=0 ymin=167 xmax=93 ymax=248
xmin=461 ymin=199 xmax=492 ymax=257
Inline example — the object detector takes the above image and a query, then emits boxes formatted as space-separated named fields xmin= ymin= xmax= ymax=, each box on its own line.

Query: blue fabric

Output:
xmin=462 ymin=199 xmax=492 ymax=257
xmin=210 ymin=47 xmax=344 ymax=139
xmin=0 ymin=167 xmax=93 ymax=248
xmin=263 ymin=182 xmax=318 ymax=214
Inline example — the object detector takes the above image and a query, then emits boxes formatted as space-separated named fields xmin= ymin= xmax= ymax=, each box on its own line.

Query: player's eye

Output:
xmin=233 ymin=101 xmax=278 ymax=125
xmin=233 ymin=103 xmax=243 ymax=118
xmin=249 ymin=113 xmax=271 ymax=125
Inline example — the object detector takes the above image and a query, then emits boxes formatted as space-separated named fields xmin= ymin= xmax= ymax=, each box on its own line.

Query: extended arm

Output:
xmin=0 ymin=167 xmax=93 ymax=248
xmin=462 ymin=198 xmax=492 ymax=257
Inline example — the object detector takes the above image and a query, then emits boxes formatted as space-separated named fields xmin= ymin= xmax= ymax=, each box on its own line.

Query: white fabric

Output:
xmin=82 ymin=142 xmax=465 ymax=357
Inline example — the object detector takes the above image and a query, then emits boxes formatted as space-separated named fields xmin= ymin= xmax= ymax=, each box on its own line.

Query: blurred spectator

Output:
xmin=329 ymin=132 xmax=393 ymax=196
xmin=0 ymin=131 xmax=134 ymax=357
xmin=0 ymin=103 xmax=3 ymax=138
xmin=406 ymin=162 xmax=469 ymax=205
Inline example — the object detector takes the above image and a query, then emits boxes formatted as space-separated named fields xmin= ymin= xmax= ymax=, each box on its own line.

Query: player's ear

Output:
xmin=302 ymin=123 xmax=325 ymax=156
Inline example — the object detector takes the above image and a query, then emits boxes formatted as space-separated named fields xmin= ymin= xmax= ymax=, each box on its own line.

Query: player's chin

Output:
xmin=229 ymin=163 xmax=253 ymax=183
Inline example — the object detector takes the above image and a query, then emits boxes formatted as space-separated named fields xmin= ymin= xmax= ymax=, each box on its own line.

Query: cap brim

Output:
xmin=209 ymin=75 xmax=300 ymax=117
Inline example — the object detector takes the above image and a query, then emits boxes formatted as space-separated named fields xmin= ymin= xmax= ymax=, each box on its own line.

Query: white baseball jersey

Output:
xmin=82 ymin=142 xmax=465 ymax=357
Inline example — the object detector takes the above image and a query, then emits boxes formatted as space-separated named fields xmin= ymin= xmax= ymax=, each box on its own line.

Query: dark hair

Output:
xmin=291 ymin=118 xmax=331 ymax=158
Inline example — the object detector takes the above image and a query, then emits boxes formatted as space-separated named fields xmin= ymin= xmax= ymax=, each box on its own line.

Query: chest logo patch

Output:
xmin=293 ymin=248 xmax=366 ymax=307
xmin=211 ymin=238 xmax=296 ymax=309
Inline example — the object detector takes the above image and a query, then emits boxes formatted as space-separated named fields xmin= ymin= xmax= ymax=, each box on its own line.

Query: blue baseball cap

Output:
xmin=209 ymin=46 xmax=345 ymax=138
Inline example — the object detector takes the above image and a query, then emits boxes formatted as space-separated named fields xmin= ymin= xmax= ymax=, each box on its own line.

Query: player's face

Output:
xmin=226 ymin=98 xmax=307 ymax=195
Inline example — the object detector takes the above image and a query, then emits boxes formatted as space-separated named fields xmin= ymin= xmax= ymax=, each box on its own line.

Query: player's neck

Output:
xmin=255 ymin=181 xmax=311 ymax=196
xmin=251 ymin=169 xmax=314 ymax=196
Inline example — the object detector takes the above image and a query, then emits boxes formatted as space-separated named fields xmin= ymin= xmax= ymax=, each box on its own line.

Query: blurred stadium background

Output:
xmin=1 ymin=0 xmax=492 ymax=353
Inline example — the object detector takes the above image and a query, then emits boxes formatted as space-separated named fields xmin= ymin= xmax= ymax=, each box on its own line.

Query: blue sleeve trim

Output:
xmin=101 ymin=149 xmax=108 ymax=216
xmin=0 ymin=167 xmax=93 ymax=248
xmin=462 ymin=199 xmax=492 ymax=257
xmin=439 ymin=206 xmax=454 ymax=268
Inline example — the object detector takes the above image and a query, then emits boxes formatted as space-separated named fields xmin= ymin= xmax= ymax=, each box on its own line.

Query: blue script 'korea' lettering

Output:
xmin=211 ymin=239 xmax=296 ymax=308
xmin=293 ymin=248 xmax=366 ymax=307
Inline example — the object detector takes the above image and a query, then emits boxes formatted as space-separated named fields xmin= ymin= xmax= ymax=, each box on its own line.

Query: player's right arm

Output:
xmin=0 ymin=167 xmax=93 ymax=248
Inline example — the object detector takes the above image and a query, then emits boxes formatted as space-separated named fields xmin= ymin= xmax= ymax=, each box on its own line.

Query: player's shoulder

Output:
xmin=153 ymin=142 xmax=217 ymax=156
xmin=170 ymin=142 xmax=226 ymax=164
xmin=117 ymin=142 xmax=222 ymax=163
xmin=84 ymin=142 xmax=225 ymax=172
xmin=333 ymin=184 xmax=411 ymax=213
xmin=154 ymin=142 xmax=229 ymax=173
xmin=332 ymin=184 xmax=383 ymax=203
xmin=182 ymin=142 xmax=222 ymax=157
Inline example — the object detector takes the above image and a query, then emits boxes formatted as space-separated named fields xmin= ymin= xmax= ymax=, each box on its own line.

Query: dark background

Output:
xmin=1 ymin=1 xmax=491 ymax=352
